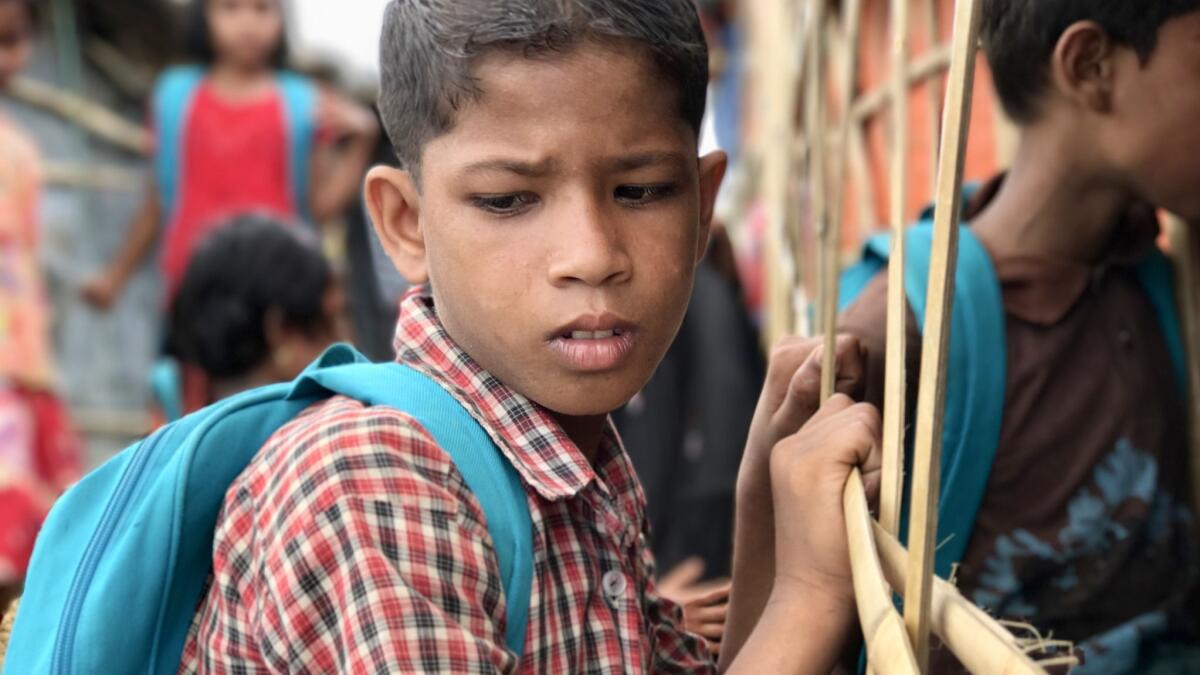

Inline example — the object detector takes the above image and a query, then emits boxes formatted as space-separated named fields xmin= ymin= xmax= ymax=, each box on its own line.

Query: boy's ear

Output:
xmin=364 ymin=165 xmax=428 ymax=284
xmin=1051 ymin=21 xmax=1117 ymax=115
xmin=696 ymin=150 xmax=729 ymax=262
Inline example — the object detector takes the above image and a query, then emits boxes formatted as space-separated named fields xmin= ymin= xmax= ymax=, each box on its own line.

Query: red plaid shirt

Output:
xmin=178 ymin=291 xmax=713 ymax=673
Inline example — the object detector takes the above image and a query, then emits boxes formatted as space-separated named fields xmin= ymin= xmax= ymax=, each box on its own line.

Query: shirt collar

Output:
xmin=391 ymin=289 xmax=625 ymax=502
xmin=965 ymin=175 xmax=1162 ymax=326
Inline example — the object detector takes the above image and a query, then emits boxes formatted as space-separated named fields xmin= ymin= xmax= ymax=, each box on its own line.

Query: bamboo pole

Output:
xmin=851 ymin=44 xmax=951 ymax=125
xmin=920 ymin=0 xmax=942 ymax=195
xmin=6 ymin=76 xmax=150 ymax=154
xmin=845 ymin=471 xmax=920 ymax=673
xmin=871 ymin=521 xmax=1049 ymax=674
xmin=902 ymin=0 xmax=984 ymax=669
xmin=1166 ymin=216 xmax=1200 ymax=521
xmin=829 ymin=0 xmax=864 ymax=258
xmin=809 ymin=0 xmax=839 ymax=390
xmin=880 ymin=0 xmax=912 ymax=538
xmin=753 ymin=0 xmax=805 ymax=348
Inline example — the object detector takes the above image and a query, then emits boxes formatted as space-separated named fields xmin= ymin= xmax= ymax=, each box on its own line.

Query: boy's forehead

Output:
xmin=426 ymin=42 xmax=697 ymax=172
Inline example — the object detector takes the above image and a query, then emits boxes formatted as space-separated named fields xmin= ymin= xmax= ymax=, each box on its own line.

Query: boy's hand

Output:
xmin=657 ymin=558 xmax=730 ymax=655
xmin=740 ymin=335 xmax=866 ymax=494
xmin=770 ymin=394 xmax=881 ymax=605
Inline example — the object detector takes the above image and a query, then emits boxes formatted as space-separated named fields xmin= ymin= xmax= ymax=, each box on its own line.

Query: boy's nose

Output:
xmin=547 ymin=198 xmax=632 ymax=288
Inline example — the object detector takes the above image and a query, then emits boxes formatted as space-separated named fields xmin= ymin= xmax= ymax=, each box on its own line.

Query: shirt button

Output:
xmin=602 ymin=569 xmax=628 ymax=605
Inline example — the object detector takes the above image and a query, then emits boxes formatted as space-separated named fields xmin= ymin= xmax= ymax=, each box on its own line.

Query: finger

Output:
xmin=832 ymin=335 xmax=868 ymax=399
xmin=695 ymin=623 xmax=725 ymax=639
xmin=658 ymin=557 xmax=705 ymax=595
xmin=762 ymin=336 xmax=821 ymax=410
xmin=688 ymin=605 xmax=728 ymax=624
xmin=689 ymin=585 xmax=731 ymax=607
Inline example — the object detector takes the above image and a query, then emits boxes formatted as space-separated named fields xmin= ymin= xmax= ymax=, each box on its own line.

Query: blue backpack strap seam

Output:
xmin=1134 ymin=250 xmax=1188 ymax=396
xmin=152 ymin=65 xmax=206 ymax=224
xmin=275 ymin=71 xmax=318 ymax=224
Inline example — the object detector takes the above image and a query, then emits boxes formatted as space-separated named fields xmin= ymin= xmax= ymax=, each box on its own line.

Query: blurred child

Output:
xmin=841 ymin=3 xmax=1200 ymax=671
xmin=167 ymin=213 xmax=346 ymax=404
xmin=82 ymin=0 xmax=378 ymax=308
xmin=0 ymin=0 xmax=81 ymax=610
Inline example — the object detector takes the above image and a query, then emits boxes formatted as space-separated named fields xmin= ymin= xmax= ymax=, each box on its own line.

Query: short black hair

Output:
xmin=168 ymin=214 xmax=332 ymax=379
xmin=183 ymin=0 xmax=289 ymax=68
xmin=377 ymin=0 xmax=709 ymax=176
xmin=982 ymin=0 xmax=1200 ymax=122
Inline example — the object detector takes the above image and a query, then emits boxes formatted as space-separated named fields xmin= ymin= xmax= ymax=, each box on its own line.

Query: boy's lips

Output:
xmin=546 ymin=313 xmax=638 ymax=372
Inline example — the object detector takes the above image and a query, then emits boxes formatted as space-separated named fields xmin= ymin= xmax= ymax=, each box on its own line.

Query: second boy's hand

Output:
xmin=722 ymin=335 xmax=879 ymax=673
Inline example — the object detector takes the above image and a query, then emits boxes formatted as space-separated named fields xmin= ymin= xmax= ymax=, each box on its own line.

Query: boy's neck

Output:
xmin=971 ymin=124 xmax=1134 ymax=266
xmin=552 ymin=412 xmax=609 ymax=466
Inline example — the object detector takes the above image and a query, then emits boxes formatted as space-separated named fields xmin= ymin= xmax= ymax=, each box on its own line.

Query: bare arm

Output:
xmin=308 ymin=90 xmax=379 ymax=224
xmin=82 ymin=181 xmax=160 ymax=309
xmin=720 ymin=336 xmax=868 ymax=671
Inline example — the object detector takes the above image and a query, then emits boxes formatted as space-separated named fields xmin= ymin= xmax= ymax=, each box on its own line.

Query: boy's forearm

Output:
xmin=722 ymin=577 xmax=856 ymax=675
xmin=719 ymin=459 xmax=776 ymax=669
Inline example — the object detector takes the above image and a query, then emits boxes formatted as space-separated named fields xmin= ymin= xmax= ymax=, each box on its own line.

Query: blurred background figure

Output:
xmin=81 ymin=0 xmax=377 ymax=310
xmin=0 ymin=0 xmax=82 ymax=611
xmin=165 ymin=213 xmax=345 ymax=409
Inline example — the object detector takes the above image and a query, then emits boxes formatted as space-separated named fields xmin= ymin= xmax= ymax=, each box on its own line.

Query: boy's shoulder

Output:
xmin=233 ymin=395 xmax=486 ymax=530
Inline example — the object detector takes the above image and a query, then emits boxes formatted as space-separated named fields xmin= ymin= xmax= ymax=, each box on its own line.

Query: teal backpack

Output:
xmin=3 ymin=345 xmax=534 ymax=674
xmin=839 ymin=210 xmax=1188 ymax=580
xmin=152 ymin=65 xmax=318 ymax=224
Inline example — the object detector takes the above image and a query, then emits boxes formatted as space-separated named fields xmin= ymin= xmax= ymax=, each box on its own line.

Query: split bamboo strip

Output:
xmin=751 ymin=0 xmax=802 ymax=347
xmin=871 ymin=521 xmax=1047 ymax=674
xmin=848 ymin=117 xmax=881 ymax=231
xmin=1166 ymin=215 xmax=1200 ymax=521
xmin=880 ymin=0 xmax=912 ymax=539
xmin=920 ymin=0 xmax=942 ymax=194
xmin=850 ymin=44 xmax=950 ymax=123
xmin=808 ymin=0 xmax=840 ymax=393
xmin=8 ymin=76 xmax=150 ymax=154
xmin=828 ymin=0 xmax=864 ymax=257
xmin=844 ymin=471 xmax=920 ymax=674
xmin=902 ymin=0 xmax=984 ymax=669
xmin=43 ymin=161 xmax=143 ymax=192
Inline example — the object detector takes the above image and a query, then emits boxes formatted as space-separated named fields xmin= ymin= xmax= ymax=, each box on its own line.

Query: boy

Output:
xmin=841 ymin=2 xmax=1200 ymax=671
xmin=178 ymin=1 xmax=881 ymax=673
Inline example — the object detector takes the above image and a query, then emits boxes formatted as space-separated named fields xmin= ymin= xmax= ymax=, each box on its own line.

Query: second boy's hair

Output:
xmin=982 ymin=0 xmax=1200 ymax=123
xmin=377 ymin=0 xmax=709 ymax=177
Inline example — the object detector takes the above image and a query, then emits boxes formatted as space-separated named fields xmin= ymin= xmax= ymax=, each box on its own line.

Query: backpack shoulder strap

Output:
xmin=1135 ymin=249 xmax=1188 ymax=396
xmin=291 ymin=348 xmax=534 ymax=657
xmin=839 ymin=222 xmax=1007 ymax=578
xmin=275 ymin=71 xmax=319 ymax=224
xmin=152 ymin=65 xmax=206 ymax=222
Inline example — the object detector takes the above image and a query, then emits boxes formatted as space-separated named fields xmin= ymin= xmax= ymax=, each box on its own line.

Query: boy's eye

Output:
xmin=614 ymin=184 xmax=679 ymax=205
xmin=470 ymin=193 xmax=539 ymax=216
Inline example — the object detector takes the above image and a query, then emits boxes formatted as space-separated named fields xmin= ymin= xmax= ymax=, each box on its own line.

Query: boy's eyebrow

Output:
xmin=609 ymin=152 xmax=689 ymax=172
xmin=460 ymin=157 xmax=558 ymax=178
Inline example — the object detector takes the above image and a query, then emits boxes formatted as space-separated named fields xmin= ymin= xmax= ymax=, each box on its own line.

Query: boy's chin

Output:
xmin=531 ymin=381 xmax=643 ymax=420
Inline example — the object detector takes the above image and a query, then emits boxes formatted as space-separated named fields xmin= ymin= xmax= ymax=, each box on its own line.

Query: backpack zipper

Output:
xmin=50 ymin=429 xmax=166 ymax=675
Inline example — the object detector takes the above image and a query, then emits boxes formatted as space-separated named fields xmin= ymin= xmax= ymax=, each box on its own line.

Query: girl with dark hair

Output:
xmin=82 ymin=0 xmax=378 ymax=309
xmin=0 ymin=0 xmax=82 ymax=611
xmin=168 ymin=213 xmax=346 ymax=403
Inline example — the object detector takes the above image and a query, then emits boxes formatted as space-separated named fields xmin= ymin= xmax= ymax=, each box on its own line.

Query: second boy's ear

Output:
xmin=365 ymin=166 xmax=428 ymax=284
xmin=696 ymin=150 xmax=729 ymax=262
xmin=1051 ymin=21 xmax=1117 ymax=114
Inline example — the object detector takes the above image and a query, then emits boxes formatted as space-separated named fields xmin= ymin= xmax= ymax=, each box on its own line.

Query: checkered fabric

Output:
xmin=178 ymin=290 xmax=713 ymax=673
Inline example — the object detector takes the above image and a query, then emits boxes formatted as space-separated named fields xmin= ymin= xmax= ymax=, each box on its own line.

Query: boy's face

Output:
xmin=371 ymin=43 xmax=724 ymax=418
xmin=0 ymin=1 xmax=32 ymax=88
xmin=1103 ymin=12 xmax=1200 ymax=220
